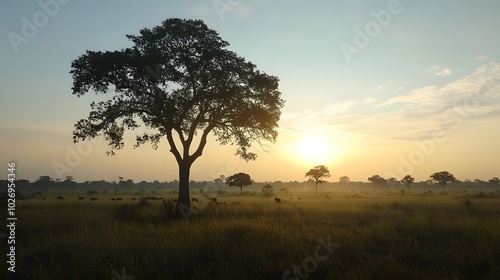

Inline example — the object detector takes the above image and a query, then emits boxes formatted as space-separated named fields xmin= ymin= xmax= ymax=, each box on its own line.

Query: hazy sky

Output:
xmin=1 ymin=0 xmax=499 ymax=183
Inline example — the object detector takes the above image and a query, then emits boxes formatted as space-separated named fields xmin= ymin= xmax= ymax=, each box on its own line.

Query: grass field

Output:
xmin=2 ymin=189 xmax=500 ymax=279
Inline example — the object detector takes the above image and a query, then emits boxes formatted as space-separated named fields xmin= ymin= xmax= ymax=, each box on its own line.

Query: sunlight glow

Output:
xmin=296 ymin=136 xmax=332 ymax=165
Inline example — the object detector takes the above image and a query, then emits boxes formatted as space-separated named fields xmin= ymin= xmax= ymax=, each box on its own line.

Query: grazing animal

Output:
xmin=131 ymin=198 xmax=136 ymax=200
xmin=111 ymin=198 xmax=116 ymax=201
xmin=275 ymin=197 xmax=281 ymax=203
xmin=79 ymin=197 xmax=84 ymax=200
xmin=56 ymin=196 xmax=65 ymax=200
xmin=90 ymin=197 xmax=98 ymax=201
xmin=42 ymin=197 xmax=47 ymax=200
xmin=116 ymin=198 xmax=123 ymax=201
xmin=211 ymin=197 xmax=217 ymax=202
xmin=192 ymin=198 xmax=199 ymax=202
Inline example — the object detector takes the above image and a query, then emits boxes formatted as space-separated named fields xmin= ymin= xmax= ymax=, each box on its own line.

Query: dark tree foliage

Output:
xmin=70 ymin=18 xmax=284 ymax=218
xmin=368 ymin=175 xmax=388 ymax=188
xmin=339 ymin=176 xmax=350 ymax=184
xmin=430 ymin=171 xmax=456 ymax=191
xmin=401 ymin=175 xmax=415 ymax=190
xmin=489 ymin=177 xmax=500 ymax=185
xmin=225 ymin=173 xmax=252 ymax=195
xmin=305 ymin=165 xmax=331 ymax=196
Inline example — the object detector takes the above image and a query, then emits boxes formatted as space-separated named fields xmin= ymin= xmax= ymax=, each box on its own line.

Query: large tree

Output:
xmin=70 ymin=18 xmax=284 ymax=219
xmin=430 ymin=171 xmax=456 ymax=191
xmin=305 ymin=165 xmax=331 ymax=196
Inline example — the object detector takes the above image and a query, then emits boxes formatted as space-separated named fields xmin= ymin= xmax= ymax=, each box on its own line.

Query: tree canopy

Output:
xmin=70 ymin=18 xmax=284 ymax=218
xmin=305 ymin=165 xmax=331 ymax=195
xmin=368 ymin=175 xmax=388 ymax=188
xmin=401 ymin=175 xmax=415 ymax=190
xmin=430 ymin=171 xmax=456 ymax=190
xmin=225 ymin=173 xmax=252 ymax=194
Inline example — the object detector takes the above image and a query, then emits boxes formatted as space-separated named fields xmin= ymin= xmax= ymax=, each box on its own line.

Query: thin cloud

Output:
xmin=363 ymin=97 xmax=377 ymax=104
xmin=283 ymin=63 xmax=500 ymax=141
xmin=427 ymin=65 xmax=453 ymax=76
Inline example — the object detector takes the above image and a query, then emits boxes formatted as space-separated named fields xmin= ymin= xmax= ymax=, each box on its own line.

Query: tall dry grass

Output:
xmin=1 ymin=190 xmax=499 ymax=279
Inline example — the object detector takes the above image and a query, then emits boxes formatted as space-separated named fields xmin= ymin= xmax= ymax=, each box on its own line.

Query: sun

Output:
xmin=296 ymin=136 xmax=330 ymax=164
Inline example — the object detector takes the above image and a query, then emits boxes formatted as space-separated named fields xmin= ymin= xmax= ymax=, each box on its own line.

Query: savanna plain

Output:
xmin=2 ymin=186 xmax=500 ymax=280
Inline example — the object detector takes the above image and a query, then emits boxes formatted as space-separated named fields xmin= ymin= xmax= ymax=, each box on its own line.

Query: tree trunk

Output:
xmin=174 ymin=160 xmax=192 ymax=219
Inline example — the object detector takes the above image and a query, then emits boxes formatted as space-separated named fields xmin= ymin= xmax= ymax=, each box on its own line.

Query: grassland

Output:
xmin=2 ymin=189 xmax=500 ymax=279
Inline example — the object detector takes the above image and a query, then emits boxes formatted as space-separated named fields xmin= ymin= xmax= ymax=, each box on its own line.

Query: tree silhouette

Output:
xmin=401 ymin=175 xmax=415 ymax=191
xmin=489 ymin=177 xmax=500 ymax=186
xmin=70 ymin=18 xmax=284 ymax=219
xmin=225 ymin=173 xmax=252 ymax=195
xmin=339 ymin=176 xmax=350 ymax=184
xmin=368 ymin=175 xmax=388 ymax=188
xmin=305 ymin=165 xmax=331 ymax=196
xmin=262 ymin=184 xmax=273 ymax=192
xmin=430 ymin=171 xmax=456 ymax=191
xmin=35 ymin=176 xmax=54 ymax=188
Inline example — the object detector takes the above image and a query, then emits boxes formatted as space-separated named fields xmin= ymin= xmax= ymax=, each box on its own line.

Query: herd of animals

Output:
xmin=42 ymin=195 xmax=293 ymax=203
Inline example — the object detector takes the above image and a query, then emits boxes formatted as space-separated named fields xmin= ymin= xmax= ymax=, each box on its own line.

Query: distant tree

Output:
xmin=35 ymin=176 xmax=54 ymax=188
xmin=339 ymin=176 xmax=350 ymax=184
xmin=401 ymin=175 xmax=415 ymax=191
xmin=387 ymin=177 xmax=399 ymax=188
xmin=489 ymin=177 xmax=500 ymax=186
xmin=214 ymin=175 xmax=226 ymax=187
xmin=368 ymin=175 xmax=388 ymax=188
xmin=226 ymin=173 xmax=252 ymax=195
xmin=70 ymin=18 xmax=284 ymax=218
xmin=430 ymin=171 xmax=456 ymax=191
xmin=61 ymin=175 xmax=77 ymax=188
xmin=262 ymin=184 xmax=273 ymax=192
xmin=305 ymin=165 xmax=331 ymax=196
xmin=119 ymin=179 xmax=134 ymax=188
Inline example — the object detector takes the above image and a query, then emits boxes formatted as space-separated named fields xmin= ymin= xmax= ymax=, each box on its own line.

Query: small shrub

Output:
xmin=262 ymin=184 xmax=273 ymax=192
